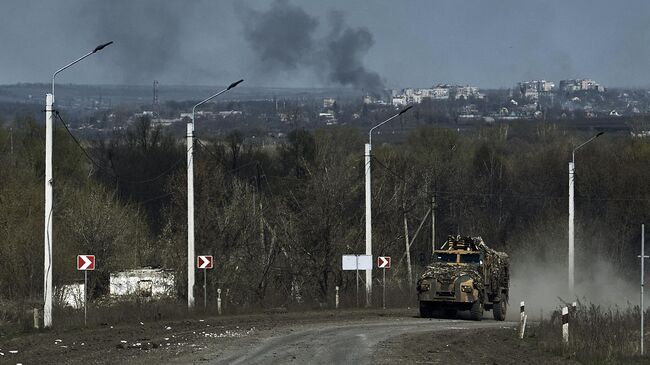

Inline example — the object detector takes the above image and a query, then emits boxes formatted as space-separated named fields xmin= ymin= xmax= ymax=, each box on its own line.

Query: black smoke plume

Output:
xmin=239 ymin=0 xmax=385 ymax=91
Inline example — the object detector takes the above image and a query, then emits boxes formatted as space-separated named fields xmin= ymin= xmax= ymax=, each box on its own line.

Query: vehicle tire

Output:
xmin=419 ymin=302 xmax=433 ymax=318
xmin=470 ymin=301 xmax=483 ymax=321
xmin=493 ymin=300 xmax=506 ymax=321
xmin=443 ymin=308 xmax=457 ymax=319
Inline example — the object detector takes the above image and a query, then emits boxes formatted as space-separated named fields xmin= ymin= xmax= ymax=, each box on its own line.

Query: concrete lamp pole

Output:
xmin=568 ymin=131 xmax=603 ymax=296
xmin=187 ymin=79 xmax=243 ymax=309
xmin=365 ymin=105 xmax=412 ymax=307
xmin=44 ymin=41 xmax=113 ymax=328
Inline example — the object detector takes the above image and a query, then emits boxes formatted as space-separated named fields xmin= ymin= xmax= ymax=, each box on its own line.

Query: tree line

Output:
xmin=1 ymin=115 xmax=649 ymax=309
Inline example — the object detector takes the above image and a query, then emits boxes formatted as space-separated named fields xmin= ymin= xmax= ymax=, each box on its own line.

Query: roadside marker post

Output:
xmin=77 ymin=255 xmax=95 ymax=326
xmin=197 ymin=256 xmax=213 ymax=310
xmin=377 ymin=257 xmax=391 ymax=309
xmin=518 ymin=301 xmax=525 ymax=339
xmin=342 ymin=255 xmax=372 ymax=308
xmin=335 ymin=286 xmax=339 ymax=309
xmin=562 ymin=306 xmax=569 ymax=344
xmin=217 ymin=288 xmax=222 ymax=315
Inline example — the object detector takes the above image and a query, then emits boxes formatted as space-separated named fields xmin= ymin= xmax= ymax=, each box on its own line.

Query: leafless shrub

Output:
xmin=535 ymin=301 xmax=648 ymax=364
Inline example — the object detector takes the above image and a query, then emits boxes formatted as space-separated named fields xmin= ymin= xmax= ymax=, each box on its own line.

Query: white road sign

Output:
xmin=342 ymin=255 xmax=373 ymax=270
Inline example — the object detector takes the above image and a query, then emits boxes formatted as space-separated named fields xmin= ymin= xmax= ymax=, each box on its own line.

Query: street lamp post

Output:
xmin=44 ymin=41 xmax=113 ymax=328
xmin=364 ymin=105 xmax=412 ymax=307
xmin=568 ymin=131 xmax=603 ymax=296
xmin=187 ymin=79 xmax=243 ymax=309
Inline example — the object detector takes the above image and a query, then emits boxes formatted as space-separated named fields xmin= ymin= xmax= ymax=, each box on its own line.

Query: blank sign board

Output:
xmin=342 ymin=255 xmax=373 ymax=270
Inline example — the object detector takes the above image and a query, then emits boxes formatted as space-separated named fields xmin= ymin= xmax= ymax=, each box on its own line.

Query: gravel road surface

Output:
xmin=208 ymin=317 xmax=513 ymax=364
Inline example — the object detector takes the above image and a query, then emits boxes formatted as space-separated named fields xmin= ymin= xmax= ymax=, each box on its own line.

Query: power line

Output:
xmin=54 ymin=111 xmax=185 ymax=185
xmin=371 ymin=155 xmax=650 ymax=203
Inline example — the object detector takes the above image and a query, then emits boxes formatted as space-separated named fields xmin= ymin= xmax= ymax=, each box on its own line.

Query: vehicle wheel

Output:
xmin=470 ymin=301 xmax=483 ymax=321
xmin=443 ymin=308 xmax=457 ymax=319
xmin=493 ymin=300 xmax=506 ymax=321
xmin=419 ymin=302 xmax=433 ymax=318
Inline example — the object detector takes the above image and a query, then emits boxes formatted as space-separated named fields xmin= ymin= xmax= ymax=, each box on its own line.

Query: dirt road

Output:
xmin=1 ymin=309 xmax=578 ymax=364
xmin=212 ymin=318 xmax=512 ymax=365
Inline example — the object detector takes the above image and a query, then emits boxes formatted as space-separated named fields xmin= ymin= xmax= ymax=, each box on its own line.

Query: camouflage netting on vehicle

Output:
xmin=418 ymin=235 xmax=509 ymax=299
xmin=473 ymin=237 xmax=510 ymax=295
xmin=419 ymin=263 xmax=484 ymax=291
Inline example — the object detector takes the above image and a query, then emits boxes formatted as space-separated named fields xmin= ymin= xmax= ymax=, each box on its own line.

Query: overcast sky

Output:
xmin=1 ymin=0 xmax=649 ymax=89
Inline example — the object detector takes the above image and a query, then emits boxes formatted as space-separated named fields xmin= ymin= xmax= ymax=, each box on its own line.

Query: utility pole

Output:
xmin=44 ymin=41 xmax=113 ymax=328
xmin=44 ymin=93 xmax=53 ymax=328
xmin=187 ymin=80 xmax=243 ymax=309
xmin=568 ymin=132 xmax=603 ymax=296
xmin=364 ymin=142 xmax=372 ymax=307
xmin=568 ymin=160 xmax=575 ymax=295
xmin=431 ymin=195 xmax=436 ymax=255
xmin=365 ymin=105 xmax=413 ymax=307
xmin=640 ymin=224 xmax=648 ymax=356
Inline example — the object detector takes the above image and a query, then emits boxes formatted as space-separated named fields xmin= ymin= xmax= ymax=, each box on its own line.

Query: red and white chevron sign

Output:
xmin=77 ymin=255 xmax=95 ymax=271
xmin=197 ymin=255 xmax=213 ymax=269
xmin=377 ymin=256 xmax=391 ymax=269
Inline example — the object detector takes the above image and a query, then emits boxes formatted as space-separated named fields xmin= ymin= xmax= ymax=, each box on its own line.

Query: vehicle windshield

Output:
xmin=434 ymin=253 xmax=457 ymax=263
xmin=459 ymin=253 xmax=481 ymax=264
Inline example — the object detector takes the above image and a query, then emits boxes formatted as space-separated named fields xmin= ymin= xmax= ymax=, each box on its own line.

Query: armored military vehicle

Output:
xmin=416 ymin=235 xmax=509 ymax=321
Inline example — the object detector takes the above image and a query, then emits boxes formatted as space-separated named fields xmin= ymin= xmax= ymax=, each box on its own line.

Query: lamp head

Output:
xmin=398 ymin=105 xmax=413 ymax=115
xmin=93 ymin=41 xmax=114 ymax=53
xmin=228 ymin=79 xmax=244 ymax=90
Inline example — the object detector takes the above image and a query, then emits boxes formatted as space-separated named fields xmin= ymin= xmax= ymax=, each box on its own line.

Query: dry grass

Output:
xmin=533 ymin=301 xmax=649 ymax=364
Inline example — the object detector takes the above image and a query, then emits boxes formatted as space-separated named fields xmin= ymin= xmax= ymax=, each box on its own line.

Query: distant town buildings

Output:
xmin=391 ymin=84 xmax=483 ymax=106
xmin=323 ymin=98 xmax=336 ymax=109
xmin=518 ymin=80 xmax=555 ymax=100
xmin=559 ymin=79 xmax=605 ymax=92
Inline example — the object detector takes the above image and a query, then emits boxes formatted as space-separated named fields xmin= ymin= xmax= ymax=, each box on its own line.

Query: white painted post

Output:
xmin=217 ymin=288 xmax=222 ymax=315
xmin=562 ymin=306 xmax=569 ymax=344
xmin=520 ymin=314 xmax=528 ymax=339
xmin=364 ymin=144 xmax=372 ymax=308
xmin=335 ymin=286 xmax=339 ymax=309
xmin=187 ymin=121 xmax=195 ymax=309
xmin=44 ymin=93 xmax=54 ymax=328
xmin=33 ymin=308 xmax=39 ymax=329
xmin=519 ymin=301 xmax=525 ymax=338
xmin=568 ymin=162 xmax=575 ymax=297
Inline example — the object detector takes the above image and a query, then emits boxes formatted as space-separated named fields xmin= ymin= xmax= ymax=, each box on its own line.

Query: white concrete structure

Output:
xmin=110 ymin=268 xmax=175 ymax=299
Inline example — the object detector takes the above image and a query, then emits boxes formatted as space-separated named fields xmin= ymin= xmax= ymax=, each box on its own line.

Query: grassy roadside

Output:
xmin=530 ymin=302 xmax=649 ymax=365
